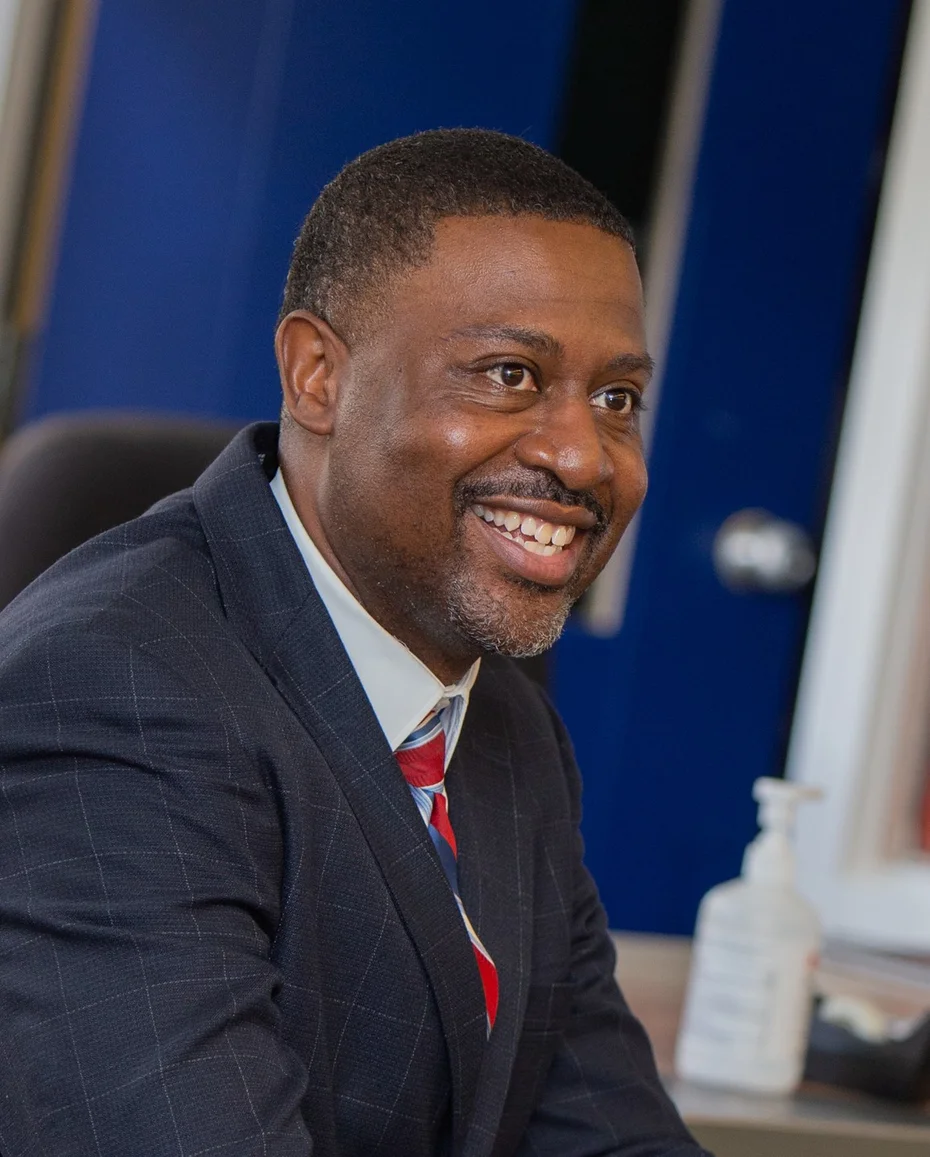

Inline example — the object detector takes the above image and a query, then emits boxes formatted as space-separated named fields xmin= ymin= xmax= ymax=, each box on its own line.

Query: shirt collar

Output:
xmin=270 ymin=470 xmax=479 ymax=760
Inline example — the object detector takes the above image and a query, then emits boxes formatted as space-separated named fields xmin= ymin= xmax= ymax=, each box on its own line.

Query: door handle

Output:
xmin=713 ymin=509 xmax=817 ymax=593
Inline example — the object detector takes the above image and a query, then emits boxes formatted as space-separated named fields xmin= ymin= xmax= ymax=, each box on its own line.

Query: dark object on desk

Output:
xmin=0 ymin=411 xmax=241 ymax=613
xmin=804 ymin=998 xmax=930 ymax=1102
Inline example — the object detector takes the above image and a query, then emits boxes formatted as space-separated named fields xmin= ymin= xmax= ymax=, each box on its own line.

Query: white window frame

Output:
xmin=787 ymin=0 xmax=930 ymax=952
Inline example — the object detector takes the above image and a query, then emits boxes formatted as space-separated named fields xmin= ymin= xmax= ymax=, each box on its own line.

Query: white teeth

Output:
xmin=520 ymin=539 xmax=562 ymax=556
xmin=472 ymin=503 xmax=577 ymax=555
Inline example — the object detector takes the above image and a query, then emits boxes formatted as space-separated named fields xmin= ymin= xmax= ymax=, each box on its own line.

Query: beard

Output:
xmin=443 ymin=566 xmax=575 ymax=658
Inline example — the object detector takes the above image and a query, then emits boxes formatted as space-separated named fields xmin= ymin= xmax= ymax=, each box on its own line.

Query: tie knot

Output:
xmin=395 ymin=713 xmax=446 ymax=789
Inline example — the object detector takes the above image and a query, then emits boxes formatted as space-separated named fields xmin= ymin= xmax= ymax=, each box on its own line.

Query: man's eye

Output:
xmin=591 ymin=386 xmax=639 ymax=415
xmin=486 ymin=364 xmax=537 ymax=390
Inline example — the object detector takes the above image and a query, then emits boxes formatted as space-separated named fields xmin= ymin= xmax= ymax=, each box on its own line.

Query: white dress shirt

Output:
xmin=270 ymin=470 xmax=479 ymax=767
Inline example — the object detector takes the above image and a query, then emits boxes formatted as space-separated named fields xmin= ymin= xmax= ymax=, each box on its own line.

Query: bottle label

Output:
xmin=680 ymin=929 xmax=815 ymax=1063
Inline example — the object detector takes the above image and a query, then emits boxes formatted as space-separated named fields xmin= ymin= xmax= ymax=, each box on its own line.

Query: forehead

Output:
xmin=373 ymin=215 xmax=646 ymax=352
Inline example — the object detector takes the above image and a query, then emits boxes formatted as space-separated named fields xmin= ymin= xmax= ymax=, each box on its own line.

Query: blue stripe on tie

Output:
xmin=427 ymin=820 xmax=460 ymax=895
xmin=399 ymin=714 xmax=444 ymax=750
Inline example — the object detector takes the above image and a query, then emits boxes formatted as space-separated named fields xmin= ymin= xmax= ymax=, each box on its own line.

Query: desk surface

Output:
xmin=610 ymin=932 xmax=930 ymax=1151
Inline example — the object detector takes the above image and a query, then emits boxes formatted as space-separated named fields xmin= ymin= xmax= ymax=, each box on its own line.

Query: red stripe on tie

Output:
xmin=428 ymin=790 xmax=457 ymax=858
xmin=473 ymin=942 xmax=499 ymax=1030
xmin=395 ymin=731 xmax=445 ymax=788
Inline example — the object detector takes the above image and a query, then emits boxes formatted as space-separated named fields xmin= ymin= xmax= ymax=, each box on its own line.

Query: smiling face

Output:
xmin=277 ymin=214 xmax=650 ymax=683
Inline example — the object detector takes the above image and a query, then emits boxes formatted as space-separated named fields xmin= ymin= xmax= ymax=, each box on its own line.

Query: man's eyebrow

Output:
xmin=446 ymin=324 xmax=654 ymax=381
xmin=446 ymin=324 xmax=564 ymax=358
xmin=604 ymin=351 xmax=655 ymax=381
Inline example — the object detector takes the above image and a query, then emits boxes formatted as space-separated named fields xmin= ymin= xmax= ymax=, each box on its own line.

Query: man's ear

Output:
xmin=275 ymin=311 xmax=348 ymax=436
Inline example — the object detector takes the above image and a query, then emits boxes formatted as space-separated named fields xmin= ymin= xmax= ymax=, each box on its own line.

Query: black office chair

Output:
xmin=0 ymin=411 xmax=241 ymax=612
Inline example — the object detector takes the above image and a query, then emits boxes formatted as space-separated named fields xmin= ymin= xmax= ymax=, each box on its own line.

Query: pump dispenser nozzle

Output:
xmin=754 ymin=777 xmax=822 ymax=832
xmin=742 ymin=777 xmax=822 ymax=885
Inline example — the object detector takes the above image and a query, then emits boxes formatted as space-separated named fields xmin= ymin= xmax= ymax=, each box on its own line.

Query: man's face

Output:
xmin=297 ymin=215 xmax=650 ymax=679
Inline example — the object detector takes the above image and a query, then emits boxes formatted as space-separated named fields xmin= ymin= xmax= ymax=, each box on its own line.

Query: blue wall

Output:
xmin=25 ymin=0 xmax=577 ymax=421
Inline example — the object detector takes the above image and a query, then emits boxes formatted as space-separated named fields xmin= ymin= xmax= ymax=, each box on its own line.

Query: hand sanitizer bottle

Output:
xmin=675 ymin=778 xmax=822 ymax=1095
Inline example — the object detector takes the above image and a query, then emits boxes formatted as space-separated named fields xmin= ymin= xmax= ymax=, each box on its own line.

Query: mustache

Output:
xmin=456 ymin=471 xmax=609 ymax=532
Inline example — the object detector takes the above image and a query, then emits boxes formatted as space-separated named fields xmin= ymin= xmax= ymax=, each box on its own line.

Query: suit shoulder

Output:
xmin=0 ymin=490 xmax=219 ymax=661
xmin=475 ymin=653 xmax=543 ymax=695
xmin=469 ymin=654 xmax=577 ymax=787
xmin=473 ymin=654 xmax=559 ymax=726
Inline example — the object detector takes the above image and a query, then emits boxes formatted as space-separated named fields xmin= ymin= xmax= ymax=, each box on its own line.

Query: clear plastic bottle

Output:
xmin=675 ymin=778 xmax=822 ymax=1095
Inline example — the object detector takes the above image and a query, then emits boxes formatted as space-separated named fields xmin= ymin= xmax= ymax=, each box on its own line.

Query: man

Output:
xmin=0 ymin=130 xmax=710 ymax=1155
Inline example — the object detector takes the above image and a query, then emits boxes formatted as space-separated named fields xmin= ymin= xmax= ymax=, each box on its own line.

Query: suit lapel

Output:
xmin=448 ymin=680 xmax=536 ymax=1157
xmin=192 ymin=425 xmax=487 ymax=1151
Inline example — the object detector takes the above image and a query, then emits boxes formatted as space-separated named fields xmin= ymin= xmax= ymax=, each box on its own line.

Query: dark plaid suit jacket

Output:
xmin=0 ymin=424 xmax=709 ymax=1156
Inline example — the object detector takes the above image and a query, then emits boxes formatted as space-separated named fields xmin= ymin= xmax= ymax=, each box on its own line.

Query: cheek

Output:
xmin=631 ymin=458 xmax=649 ymax=508
xmin=439 ymin=424 xmax=472 ymax=453
xmin=386 ymin=409 xmax=501 ymax=487
xmin=614 ymin=446 xmax=648 ymax=510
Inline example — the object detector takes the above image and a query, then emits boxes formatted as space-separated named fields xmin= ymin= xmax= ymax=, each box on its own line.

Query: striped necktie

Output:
xmin=395 ymin=712 xmax=499 ymax=1033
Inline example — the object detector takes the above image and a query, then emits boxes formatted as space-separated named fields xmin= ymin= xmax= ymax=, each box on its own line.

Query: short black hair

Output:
xmin=278 ymin=127 xmax=635 ymax=339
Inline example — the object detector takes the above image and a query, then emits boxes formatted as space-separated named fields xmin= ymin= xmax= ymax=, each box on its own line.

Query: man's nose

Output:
xmin=513 ymin=395 xmax=614 ymax=492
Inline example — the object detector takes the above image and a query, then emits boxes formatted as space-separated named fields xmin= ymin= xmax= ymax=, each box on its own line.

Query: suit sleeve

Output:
xmin=0 ymin=626 xmax=313 ymax=1156
xmin=514 ymin=699 xmax=713 ymax=1157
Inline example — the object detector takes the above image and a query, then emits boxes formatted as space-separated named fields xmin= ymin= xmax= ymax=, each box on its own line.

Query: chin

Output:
xmin=445 ymin=579 xmax=574 ymax=659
